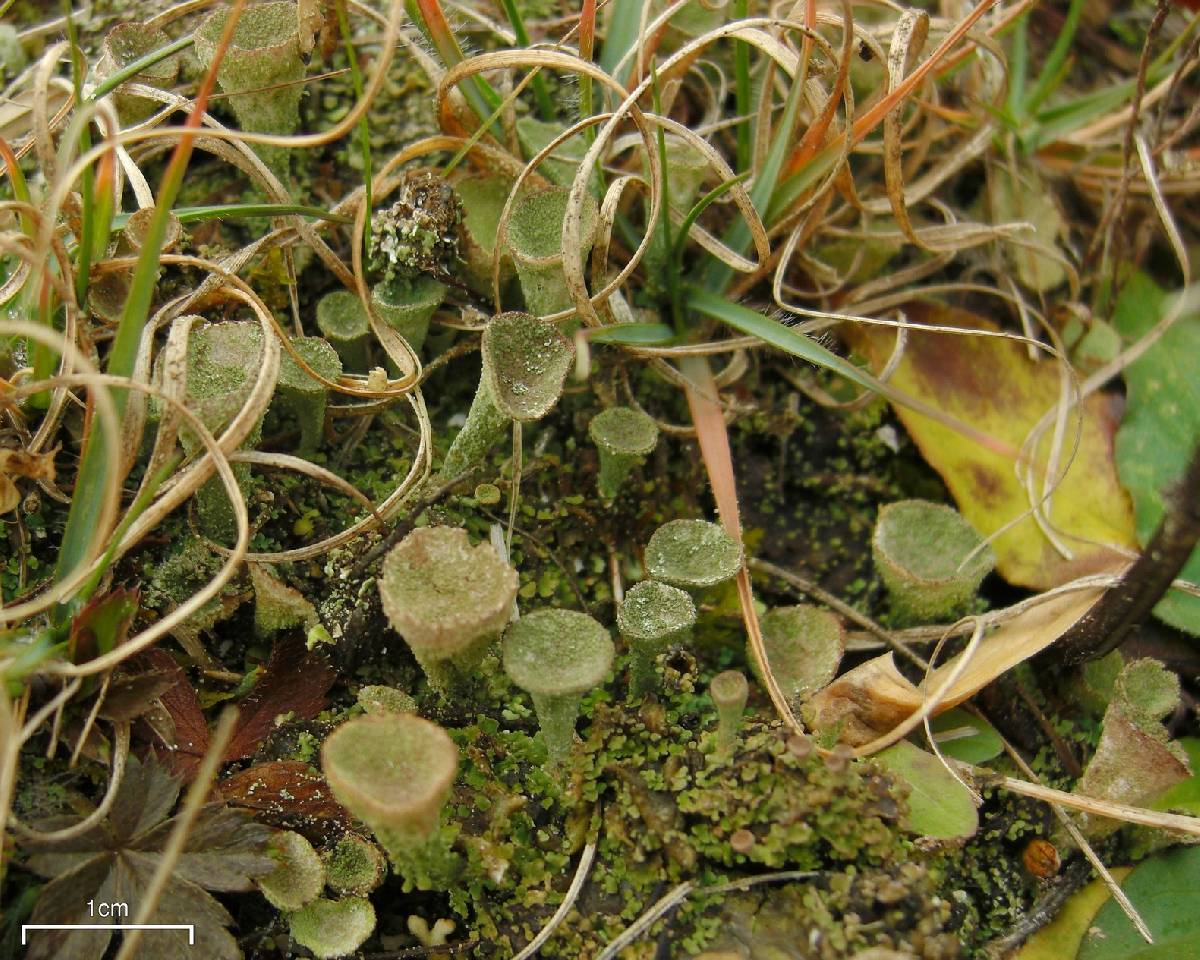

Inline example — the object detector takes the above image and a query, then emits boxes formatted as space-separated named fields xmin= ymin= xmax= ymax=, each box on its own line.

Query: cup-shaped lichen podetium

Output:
xmin=588 ymin=406 xmax=659 ymax=502
xmin=503 ymin=610 xmax=614 ymax=765
xmin=438 ymin=311 xmax=573 ymax=481
xmin=645 ymin=518 xmax=743 ymax=592
xmin=709 ymin=669 xmax=749 ymax=760
xmin=506 ymin=186 xmax=599 ymax=320
xmin=288 ymin=897 xmax=376 ymax=960
xmin=193 ymin=2 xmax=305 ymax=176
xmin=453 ymin=173 xmax=516 ymax=295
xmin=872 ymin=499 xmax=995 ymax=624
xmin=89 ymin=208 xmax=183 ymax=323
xmin=321 ymin=714 xmax=459 ymax=890
xmin=316 ymin=290 xmax=371 ymax=371
xmin=273 ymin=336 xmax=341 ymax=455
xmin=371 ymin=275 xmax=446 ymax=356
xmin=175 ymin=321 xmax=268 ymax=543
xmin=754 ymin=605 xmax=845 ymax=709
xmin=97 ymin=22 xmax=180 ymax=125
xmin=379 ymin=526 xmax=519 ymax=690
xmin=617 ymin=580 xmax=695 ymax=699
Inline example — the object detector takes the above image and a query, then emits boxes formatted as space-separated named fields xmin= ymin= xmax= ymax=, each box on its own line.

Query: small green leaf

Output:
xmin=928 ymin=708 xmax=1003 ymax=765
xmin=1078 ymin=846 xmax=1200 ymax=959
xmin=1014 ymin=869 xmax=1131 ymax=960
xmin=1112 ymin=272 xmax=1200 ymax=635
xmin=874 ymin=739 xmax=978 ymax=839
xmin=587 ymin=323 xmax=676 ymax=345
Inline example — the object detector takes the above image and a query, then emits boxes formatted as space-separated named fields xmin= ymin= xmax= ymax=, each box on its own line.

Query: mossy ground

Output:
xmin=4 ymin=324 xmax=1089 ymax=957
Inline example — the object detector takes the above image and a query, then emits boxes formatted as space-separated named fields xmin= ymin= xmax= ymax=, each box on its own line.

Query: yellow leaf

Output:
xmin=1015 ymin=869 xmax=1131 ymax=960
xmin=844 ymin=304 xmax=1137 ymax=589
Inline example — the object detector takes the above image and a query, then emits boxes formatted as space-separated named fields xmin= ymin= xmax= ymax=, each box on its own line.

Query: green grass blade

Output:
xmin=732 ymin=0 xmax=751 ymax=172
xmin=497 ymin=0 xmax=555 ymax=120
xmin=86 ymin=35 xmax=193 ymax=103
xmin=1024 ymin=0 xmax=1085 ymax=114
xmin=587 ymin=322 xmax=675 ymax=344
xmin=337 ymin=0 xmax=374 ymax=257
xmin=599 ymin=0 xmax=645 ymax=84
xmin=685 ymin=287 xmax=879 ymax=391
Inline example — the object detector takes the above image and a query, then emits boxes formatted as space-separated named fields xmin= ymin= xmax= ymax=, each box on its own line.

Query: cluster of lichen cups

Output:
xmin=256 ymin=828 xmax=383 ymax=958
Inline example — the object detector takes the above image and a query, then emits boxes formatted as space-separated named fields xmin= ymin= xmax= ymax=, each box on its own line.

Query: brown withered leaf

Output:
xmin=222 ymin=635 xmax=336 ymax=762
xmin=218 ymin=760 xmax=352 ymax=841
xmin=22 ymin=754 xmax=274 ymax=960
xmin=138 ymin=637 xmax=336 ymax=779
xmin=135 ymin=649 xmax=211 ymax=779
xmin=804 ymin=587 xmax=1103 ymax=746
xmin=1076 ymin=704 xmax=1191 ymax=838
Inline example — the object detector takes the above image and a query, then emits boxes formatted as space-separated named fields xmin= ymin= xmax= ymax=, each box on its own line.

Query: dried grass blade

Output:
xmin=680 ymin=355 xmax=801 ymax=733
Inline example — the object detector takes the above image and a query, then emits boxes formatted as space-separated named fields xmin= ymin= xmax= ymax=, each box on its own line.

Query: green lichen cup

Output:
xmin=193 ymin=1 xmax=305 ymax=176
xmin=754 ymin=605 xmax=845 ymax=708
xmin=616 ymin=580 xmax=695 ymax=698
xmin=371 ymin=275 xmax=446 ymax=355
xmin=173 ymin=321 xmax=268 ymax=544
xmin=645 ymin=518 xmax=743 ymax=592
xmin=316 ymin=290 xmax=371 ymax=371
xmin=503 ymin=609 xmax=614 ymax=766
xmin=709 ymin=669 xmax=749 ymax=761
xmin=258 ymin=830 xmax=324 ymax=911
xmin=287 ymin=897 xmax=376 ymax=959
xmin=321 ymin=714 xmax=460 ymax=890
xmin=589 ymin=406 xmax=659 ymax=502
xmin=274 ymin=336 xmax=341 ymax=455
xmin=97 ymin=23 xmax=179 ymax=125
xmin=506 ymin=186 xmax=599 ymax=320
xmin=378 ymin=526 xmax=518 ymax=690
xmin=438 ymin=311 xmax=573 ymax=481
xmin=89 ymin=208 xmax=183 ymax=323
xmin=871 ymin=500 xmax=995 ymax=624
xmin=322 ymin=834 xmax=387 ymax=897
xmin=453 ymin=173 xmax=516 ymax=295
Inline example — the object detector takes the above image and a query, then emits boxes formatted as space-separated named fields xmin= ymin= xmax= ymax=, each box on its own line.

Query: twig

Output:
xmin=1048 ymin=442 xmax=1200 ymax=665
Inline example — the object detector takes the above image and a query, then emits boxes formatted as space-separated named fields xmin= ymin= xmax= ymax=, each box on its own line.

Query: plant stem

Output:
xmin=1050 ymin=442 xmax=1200 ymax=665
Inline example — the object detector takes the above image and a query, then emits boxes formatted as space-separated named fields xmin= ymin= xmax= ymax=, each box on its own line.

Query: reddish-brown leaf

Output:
xmin=134 ymin=649 xmax=211 ymax=779
xmin=217 ymin=761 xmax=351 ymax=841
xmin=222 ymin=636 xmax=336 ymax=762
xmin=68 ymin=587 xmax=139 ymax=664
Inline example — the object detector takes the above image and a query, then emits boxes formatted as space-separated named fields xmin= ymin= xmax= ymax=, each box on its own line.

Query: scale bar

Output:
xmin=22 ymin=924 xmax=195 ymax=944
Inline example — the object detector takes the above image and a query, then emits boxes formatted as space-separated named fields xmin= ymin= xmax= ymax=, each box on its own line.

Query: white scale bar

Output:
xmin=22 ymin=924 xmax=195 ymax=944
